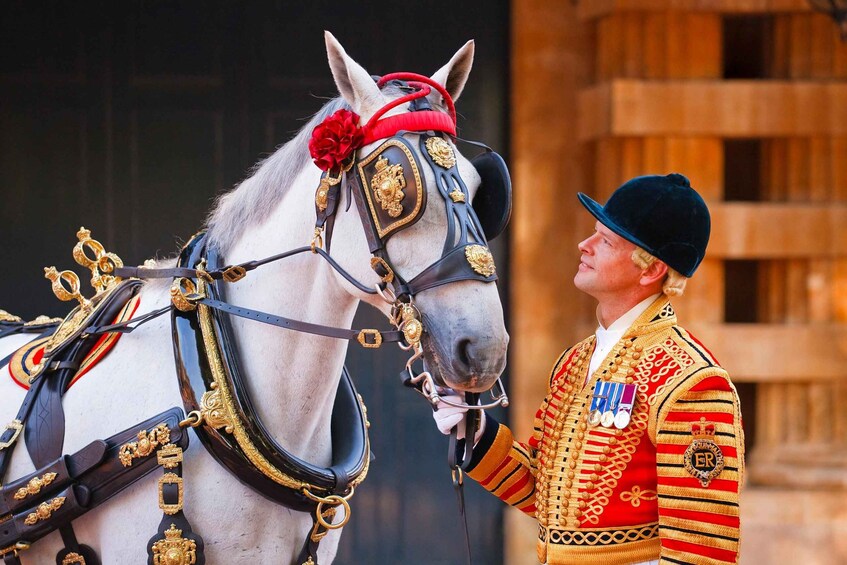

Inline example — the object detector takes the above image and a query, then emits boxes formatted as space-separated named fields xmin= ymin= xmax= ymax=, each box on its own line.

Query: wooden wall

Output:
xmin=511 ymin=0 xmax=847 ymax=562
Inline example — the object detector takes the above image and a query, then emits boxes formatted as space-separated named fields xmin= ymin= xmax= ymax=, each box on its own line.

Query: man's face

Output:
xmin=574 ymin=221 xmax=643 ymax=300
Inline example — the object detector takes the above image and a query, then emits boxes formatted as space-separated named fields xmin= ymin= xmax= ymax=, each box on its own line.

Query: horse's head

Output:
xmin=318 ymin=32 xmax=508 ymax=393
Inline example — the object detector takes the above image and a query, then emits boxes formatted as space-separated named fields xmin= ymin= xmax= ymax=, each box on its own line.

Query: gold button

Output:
xmin=599 ymin=455 xmax=607 ymax=462
xmin=566 ymin=480 xmax=573 ymax=487
xmin=615 ymin=358 xmax=622 ymax=365
xmin=625 ymin=377 xmax=634 ymax=384
xmin=603 ymin=446 xmax=611 ymax=454
xmin=569 ymin=461 xmax=576 ymax=469
xmin=568 ymin=395 xmax=575 ymax=403
xmin=571 ymin=451 xmax=579 ymax=460
xmin=562 ymin=508 xmax=569 ymax=516
xmin=635 ymin=345 xmax=643 ymax=352
xmin=568 ymin=471 xmax=575 ymax=479
xmin=577 ymin=432 xmax=585 ymax=440
xmin=563 ymin=491 xmax=571 ymax=500
xmin=615 ymin=429 xmax=623 ymax=437
xmin=586 ymin=482 xmax=594 ymax=490
xmin=574 ymin=442 xmax=583 ymax=450
xmin=574 ymin=509 xmax=583 ymax=517
xmin=609 ymin=438 xmax=617 ymax=445
xmin=629 ymin=360 xmax=638 ymax=368
xmin=580 ymin=423 xmax=587 ymax=430
xmin=594 ymin=464 xmax=603 ymax=472
xmin=579 ymin=500 xmax=587 ymax=509
xmin=582 ymin=492 xmax=590 ymax=499
xmin=590 ymin=473 xmax=599 ymax=481
xmin=610 ymin=366 xmax=618 ymax=373
xmin=633 ymin=352 xmax=641 ymax=359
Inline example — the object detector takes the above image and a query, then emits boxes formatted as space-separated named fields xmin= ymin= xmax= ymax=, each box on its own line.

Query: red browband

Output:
xmin=309 ymin=72 xmax=457 ymax=172
xmin=361 ymin=73 xmax=457 ymax=144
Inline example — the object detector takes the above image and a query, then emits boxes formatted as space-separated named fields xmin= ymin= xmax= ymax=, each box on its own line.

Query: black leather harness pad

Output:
xmin=471 ymin=150 xmax=512 ymax=241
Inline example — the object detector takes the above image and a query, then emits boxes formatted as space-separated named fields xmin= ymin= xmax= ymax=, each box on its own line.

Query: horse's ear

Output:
xmin=324 ymin=31 xmax=383 ymax=118
xmin=430 ymin=40 xmax=475 ymax=103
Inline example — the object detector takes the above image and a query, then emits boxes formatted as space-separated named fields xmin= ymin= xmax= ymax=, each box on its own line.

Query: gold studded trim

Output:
xmin=0 ymin=310 xmax=22 ymax=323
xmin=197 ymin=285 xmax=309 ymax=491
xmin=196 ymin=280 xmax=371 ymax=493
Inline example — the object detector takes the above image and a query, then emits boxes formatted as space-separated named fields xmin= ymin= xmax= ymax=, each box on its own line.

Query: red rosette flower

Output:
xmin=308 ymin=109 xmax=364 ymax=172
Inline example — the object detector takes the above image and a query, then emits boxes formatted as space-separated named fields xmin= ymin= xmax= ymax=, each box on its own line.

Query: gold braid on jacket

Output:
xmin=466 ymin=297 xmax=744 ymax=565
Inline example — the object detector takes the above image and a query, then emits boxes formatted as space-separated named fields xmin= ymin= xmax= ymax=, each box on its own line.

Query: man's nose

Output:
xmin=578 ymin=236 xmax=593 ymax=254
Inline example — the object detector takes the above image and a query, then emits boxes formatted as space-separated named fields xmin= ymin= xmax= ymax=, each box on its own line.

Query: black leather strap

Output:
xmin=197 ymin=297 xmax=404 ymax=345
xmin=0 ymin=407 xmax=187 ymax=550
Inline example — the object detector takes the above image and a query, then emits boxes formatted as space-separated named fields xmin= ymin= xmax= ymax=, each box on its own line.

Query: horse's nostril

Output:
xmin=455 ymin=338 xmax=473 ymax=369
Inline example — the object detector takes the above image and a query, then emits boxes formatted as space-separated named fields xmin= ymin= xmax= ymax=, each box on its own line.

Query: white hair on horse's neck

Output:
xmin=205 ymin=96 xmax=350 ymax=254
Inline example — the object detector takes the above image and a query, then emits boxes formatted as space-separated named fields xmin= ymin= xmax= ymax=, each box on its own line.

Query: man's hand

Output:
xmin=431 ymin=389 xmax=487 ymax=443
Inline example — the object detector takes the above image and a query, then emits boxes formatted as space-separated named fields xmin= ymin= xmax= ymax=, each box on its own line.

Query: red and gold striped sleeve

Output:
xmin=465 ymin=346 xmax=575 ymax=516
xmin=653 ymin=371 xmax=745 ymax=565
xmin=464 ymin=412 xmax=540 ymax=516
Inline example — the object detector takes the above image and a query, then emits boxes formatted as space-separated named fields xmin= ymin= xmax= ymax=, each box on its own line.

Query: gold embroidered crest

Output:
xmin=370 ymin=155 xmax=406 ymax=218
xmin=151 ymin=524 xmax=197 ymax=565
xmin=683 ymin=418 xmax=725 ymax=487
xmin=425 ymin=136 xmax=456 ymax=169
xmin=465 ymin=245 xmax=496 ymax=277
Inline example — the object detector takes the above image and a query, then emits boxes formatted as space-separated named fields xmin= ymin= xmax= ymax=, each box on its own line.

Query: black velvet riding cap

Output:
xmin=577 ymin=173 xmax=710 ymax=277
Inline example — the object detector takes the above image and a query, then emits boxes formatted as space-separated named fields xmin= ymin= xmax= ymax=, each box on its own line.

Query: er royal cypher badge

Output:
xmin=683 ymin=417 xmax=725 ymax=487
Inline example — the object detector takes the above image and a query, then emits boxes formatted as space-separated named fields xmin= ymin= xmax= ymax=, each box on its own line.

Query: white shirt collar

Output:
xmin=599 ymin=293 xmax=662 ymax=334
xmin=589 ymin=294 xmax=661 ymax=377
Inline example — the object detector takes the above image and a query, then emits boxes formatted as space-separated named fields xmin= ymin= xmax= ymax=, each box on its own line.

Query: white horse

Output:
xmin=0 ymin=32 xmax=507 ymax=564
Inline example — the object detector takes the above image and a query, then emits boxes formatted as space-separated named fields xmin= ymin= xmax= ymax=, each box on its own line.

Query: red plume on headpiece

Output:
xmin=308 ymin=109 xmax=364 ymax=172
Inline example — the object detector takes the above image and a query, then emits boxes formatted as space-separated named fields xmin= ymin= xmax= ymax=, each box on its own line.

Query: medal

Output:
xmin=613 ymin=383 xmax=637 ymax=430
xmin=600 ymin=382 xmax=623 ymax=428
xmin=588 ymin=381 xmax=607 ymax=427
xmin=588 ymin=410 xmax=602 ymax=427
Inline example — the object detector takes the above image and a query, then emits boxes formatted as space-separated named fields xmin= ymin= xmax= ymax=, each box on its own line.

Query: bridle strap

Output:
xmin=195 ymin=297 xmax=404 ymax=344
xmin=115 ymin=247 xmax=379 ymax=296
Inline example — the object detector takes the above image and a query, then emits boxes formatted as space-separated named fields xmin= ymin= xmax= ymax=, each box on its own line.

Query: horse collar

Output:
xmin=172 ymin=233 xmax=371 ymax=512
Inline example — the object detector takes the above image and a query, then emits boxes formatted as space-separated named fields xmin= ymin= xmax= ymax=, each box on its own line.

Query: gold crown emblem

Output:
xmin=691 ymin=417 xmax=716 ymax=440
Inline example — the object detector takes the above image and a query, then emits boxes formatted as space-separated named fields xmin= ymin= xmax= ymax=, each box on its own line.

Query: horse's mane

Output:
xmin=205 ymin=96 xmax=350 ymax=253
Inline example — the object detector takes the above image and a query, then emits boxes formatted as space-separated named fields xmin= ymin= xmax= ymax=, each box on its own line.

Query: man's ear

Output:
xmin=640 ymin=259 xmax=668 ymax=287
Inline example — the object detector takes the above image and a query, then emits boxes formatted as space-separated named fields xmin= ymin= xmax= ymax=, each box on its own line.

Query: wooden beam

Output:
xmin=579 ymin=80 xmax=847 ymax=139
xmin=686 ymin=323 xmax=847 ymax=381
xmin=709 ymin=203 xmax=847 ymax=258
xmin=579 ymin=0 xmax=810 ymax=20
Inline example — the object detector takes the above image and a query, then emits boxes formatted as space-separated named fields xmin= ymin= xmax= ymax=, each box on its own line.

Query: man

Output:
xmin=434 ymin=174 xmax=744 ymax=564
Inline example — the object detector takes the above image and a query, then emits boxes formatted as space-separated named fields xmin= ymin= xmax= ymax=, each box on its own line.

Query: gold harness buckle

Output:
xmin=158 ymin=472 xmax=184 ymax=515
xmin=357 ymin=329 xmax=383 ymax=349
xmin=0 ymin=420 xmax=23 ymax=451
xmin=222 ymin=265 xmax=247 ymax=283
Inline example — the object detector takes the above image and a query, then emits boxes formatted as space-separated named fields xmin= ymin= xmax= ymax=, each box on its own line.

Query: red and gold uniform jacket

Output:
xmin=466 ymin=298 xmax=744 ymax=565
